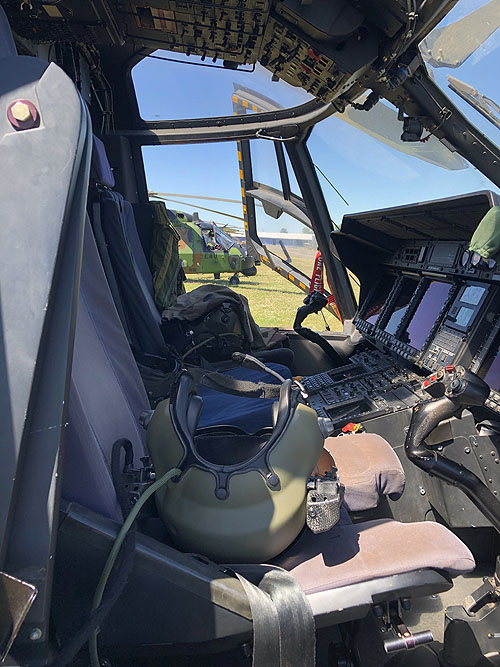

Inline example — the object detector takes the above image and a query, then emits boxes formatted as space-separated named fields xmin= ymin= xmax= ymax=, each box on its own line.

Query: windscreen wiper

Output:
xmin=448 ymin=76 xmax=500 ymax=132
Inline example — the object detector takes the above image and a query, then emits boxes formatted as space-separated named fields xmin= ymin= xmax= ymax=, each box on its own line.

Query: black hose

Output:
xmin=111 ymin=438 xmax=135 ymax=517
xmin=49 ymin=439 xmax=138 ymax=667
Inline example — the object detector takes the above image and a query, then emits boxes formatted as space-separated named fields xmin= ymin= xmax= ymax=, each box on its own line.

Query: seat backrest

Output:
xmin=99 ymin=190 xmax=165 ymax=353
xmin=91 ymin=135 xmax=115 ymax=189
xmin=89 ymin=137 xmax=165 ymax=356
xmin=62 ymin=217 xmax=150 ymax=521
xmin=0 ymin=6 xmax=16 ymax=58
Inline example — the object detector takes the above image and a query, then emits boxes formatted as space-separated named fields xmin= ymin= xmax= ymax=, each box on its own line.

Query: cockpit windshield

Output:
xmin=304 ymin=2 xmax=500 ymax=225
xmin=133 ymin=55 xmax=312 ymax=120
xmin=419 ymin=0 xmax=500 ymax=147
xmin=307 ymin=105 xmax=499 ymax=229
xmin=133 ymin=5 xmax=499 ymax=329
xmin=213 ymin=225 xmax=239 ymax=251
xmin=134 ymin=8 xmax=500 ymax=238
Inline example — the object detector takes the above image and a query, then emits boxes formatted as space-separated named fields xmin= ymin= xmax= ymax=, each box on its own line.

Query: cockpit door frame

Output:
xmin=231 ymin=90 xmax=356 ymax=322
xmin=122 ymin=95 xmax=357 ymax=320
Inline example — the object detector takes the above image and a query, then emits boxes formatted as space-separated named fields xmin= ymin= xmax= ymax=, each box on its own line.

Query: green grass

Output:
xmin=184 ymin=247 xmax=358 ymax=331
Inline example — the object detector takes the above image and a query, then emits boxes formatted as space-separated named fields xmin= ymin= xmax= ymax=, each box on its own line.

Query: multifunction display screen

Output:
xmin=484 ymin=346 xmax=500 ymax=393
xmin=363 ymin=275 xmax=395 ymax=325
xmin=384 ymin=276 xmax=420 ymax=335
xmin=401 ymin=281 xmax=453 ymax=350
xmin=455 ymin=306 xmax=475 ymax=328
xmin=462 ymin=285 xmax=485 ymax=306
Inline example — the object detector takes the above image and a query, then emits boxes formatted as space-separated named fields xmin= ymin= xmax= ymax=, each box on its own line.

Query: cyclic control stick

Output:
xmin=404 ymin=366 xmax=500 ymax=533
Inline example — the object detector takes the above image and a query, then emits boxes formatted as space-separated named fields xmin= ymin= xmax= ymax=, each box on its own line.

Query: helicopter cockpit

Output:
xmin=1 ymin=1 xmax=500 ymax=666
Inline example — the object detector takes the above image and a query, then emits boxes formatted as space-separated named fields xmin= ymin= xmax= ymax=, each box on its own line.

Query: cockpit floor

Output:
xmin=407 ymin=567 xmax=490 ymax=642
xmin=355 ymin=566 xmax=491 ymax=667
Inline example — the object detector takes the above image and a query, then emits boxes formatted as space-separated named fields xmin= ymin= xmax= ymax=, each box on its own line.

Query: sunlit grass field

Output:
xmin=184 ymin=246 xmax=359 ymax=331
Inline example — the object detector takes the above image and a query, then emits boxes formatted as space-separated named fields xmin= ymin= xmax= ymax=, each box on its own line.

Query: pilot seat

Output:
xmin=55 ymin=215 xmax=475 ymax=662
xmin=88 ymin=134 xmax=294 ymax=432
xmin=86 ymin=135 xmax=406 ymax=514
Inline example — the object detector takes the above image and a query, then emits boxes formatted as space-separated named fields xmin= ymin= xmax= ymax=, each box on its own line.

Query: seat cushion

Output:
xmin=324 ymin=433 xmax=405 ymax=511
xmin=274 ymin=519 xmax=475 ymax=594
xmin=197 ymin=363 xmax=292 ymax=431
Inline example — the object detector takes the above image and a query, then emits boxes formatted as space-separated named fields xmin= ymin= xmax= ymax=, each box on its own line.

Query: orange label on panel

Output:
xmin=132 ymin=5 xmax=177 ymax=33
xmin=152 ymin=8 xmax=176 ymax=33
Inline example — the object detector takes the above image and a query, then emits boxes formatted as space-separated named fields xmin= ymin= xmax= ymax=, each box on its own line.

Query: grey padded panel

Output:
xmin=62 ymin=218 xmax=149 ymax=521
xmin=91 ymin=135 xmax=115 ymax=188
xmin=0 ymin=58 xmax=84 ymax=546
xmin=0 ymin=7 xmax=16 ymax=58
xmin=325 ymin=433 xmax=405 ymax=511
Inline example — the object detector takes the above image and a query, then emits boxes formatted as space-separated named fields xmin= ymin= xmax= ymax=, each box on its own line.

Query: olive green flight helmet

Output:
xmin=146 ymin=372 xmax=324 ymax=563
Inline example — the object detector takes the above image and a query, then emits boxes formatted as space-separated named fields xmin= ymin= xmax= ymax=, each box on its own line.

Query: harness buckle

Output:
xmin=123 ymin=456 xmax=155 ymax=504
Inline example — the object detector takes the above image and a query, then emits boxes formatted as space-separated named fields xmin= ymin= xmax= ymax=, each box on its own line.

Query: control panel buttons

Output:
xmin=422 ymin=367 xmax=451 ymax=392
xmin=341 ymin=422 xmax=363 ymax=433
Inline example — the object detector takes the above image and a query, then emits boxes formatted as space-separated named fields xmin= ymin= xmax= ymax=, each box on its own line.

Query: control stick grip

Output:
xmin=293 ymin=292 xmax=344 ymax=366
xmin=405 ymin=368 xmax=500 ymax=533
xmin=405 ymin=396 xmax=459 ymax=461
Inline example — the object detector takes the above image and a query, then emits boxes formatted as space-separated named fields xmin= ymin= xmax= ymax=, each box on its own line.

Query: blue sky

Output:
xmin=134 ymin=0 xmax=500 ymax=235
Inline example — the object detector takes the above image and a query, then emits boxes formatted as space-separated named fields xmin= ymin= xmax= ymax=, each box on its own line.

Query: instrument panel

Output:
xmin=303 ymin=349 xmax=425 ymax=428
xmin=353 ymin=239 xmax=500 ymax=415
xmin=306 ymin=200 xmax=500 ymax=530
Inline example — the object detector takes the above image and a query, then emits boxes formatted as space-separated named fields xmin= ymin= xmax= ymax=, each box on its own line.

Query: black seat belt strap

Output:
xmin=235 ymin=572 xmax=281 ymax=667
xmin=259 ymin=569 xmax=315 ymax=667
xmin=235 ymin=566 xmax=316 ymax=667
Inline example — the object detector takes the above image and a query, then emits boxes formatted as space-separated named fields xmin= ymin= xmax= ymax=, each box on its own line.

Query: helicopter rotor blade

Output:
xmin=148 ymin=193 xmax=246 ymax=223
xmin=149 ymin=191 xmax=262 ymax=206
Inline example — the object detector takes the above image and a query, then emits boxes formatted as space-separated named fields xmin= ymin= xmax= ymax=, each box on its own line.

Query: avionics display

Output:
xmin=462 ymin=285 xmax=485 ymax=306
xmin=484 ymin=346 xmax=500 ymax=393
xmin=383 ymin=276 xmax=420 ymax=335
xmin=444 ymin=282 xmax=489 ymax=335
xmin=362 ymin=275 xmax=395 ymax=325
xmin=401 ymin=281 xmax=453 ymax=350
xmin=455 ymin=306 xmax=474 ymax=328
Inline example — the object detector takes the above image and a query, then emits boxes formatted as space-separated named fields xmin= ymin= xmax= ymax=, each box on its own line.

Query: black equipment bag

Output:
xmin=163 ymin=300 xmax=251 ymax=364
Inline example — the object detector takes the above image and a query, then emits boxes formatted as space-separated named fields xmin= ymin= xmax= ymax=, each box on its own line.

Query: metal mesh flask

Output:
xmin=306 ymin=471 xmax=344 ymax=534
